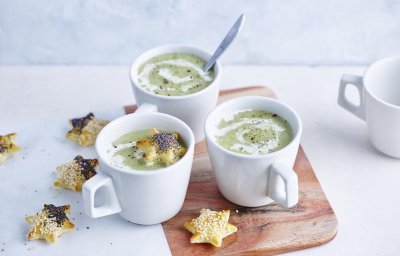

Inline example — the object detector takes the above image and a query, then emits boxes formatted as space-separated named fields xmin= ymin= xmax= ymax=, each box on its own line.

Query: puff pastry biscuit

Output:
xmin=54 ymin=155 xmax=98 ymax=191
xmin=136 ymin=128 xmax=187 ymax=166
xmin=184 ymin=209 xmax=237 ymax=247
xmin=25 ymin=204 xmax=74 ymax=243
xmin=0 ymin=133 xmax=20 ymax=164
xmin=66 ymin=113 xmax=109 ymax=146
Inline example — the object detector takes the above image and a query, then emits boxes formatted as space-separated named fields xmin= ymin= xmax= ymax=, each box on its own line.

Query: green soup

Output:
xmin=137 ymin=53 xmax=214 ymax=96
xmin=215 ymin=109 xmax=293 ymax=155
xmin=107 ymin=129 xmax=186 ymax=171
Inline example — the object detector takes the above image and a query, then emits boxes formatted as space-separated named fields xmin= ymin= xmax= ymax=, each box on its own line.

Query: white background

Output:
xmin=1 ymin=0 xmax=400 ymax=65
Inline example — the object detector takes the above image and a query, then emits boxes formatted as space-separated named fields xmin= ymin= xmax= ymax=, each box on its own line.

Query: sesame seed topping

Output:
xmin=150 ymin=132 xmax=181 ymax=153
xmin=26 ymin=204 xmax=73 ymax=238
xmin=73 ymin=155 xmax=98 ymax=180
xmin=70 ymin=113 xmax=94 ymax=133
xmin=55 ymin=155 xmax=98 ymax=191
xmin=192 ymin=209 xmax=228 ymax=240
xmin=44 ymin=204 xmax=69 ymax=226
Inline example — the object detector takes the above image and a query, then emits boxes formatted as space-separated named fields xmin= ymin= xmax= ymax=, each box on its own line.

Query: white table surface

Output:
xmin=0 ymin=66 xmax=399 ymax=256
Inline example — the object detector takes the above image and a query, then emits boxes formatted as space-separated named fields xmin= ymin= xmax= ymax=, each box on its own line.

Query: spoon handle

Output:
xmin=203 ymin=14 xmax=246 ymax=72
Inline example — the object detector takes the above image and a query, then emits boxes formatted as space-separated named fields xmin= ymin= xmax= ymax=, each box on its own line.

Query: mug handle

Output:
xmin=83 ymin=173 xmax=122 ymax=218
xmin=268 ymin=162 xmax=298 ymax=208
xmin=135 ymin=103 xmax=158 ymax=114
xmin=82 ymin=102 xmax=157 ymax=218
xmin=338 ymin=74 xmax=366 ymax=120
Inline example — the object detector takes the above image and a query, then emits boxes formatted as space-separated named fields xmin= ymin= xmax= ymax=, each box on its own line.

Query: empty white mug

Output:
xmin=204 ymin=96 xmax=301 ymax=208
xmin=338 ymin=55 xmax=400 ymax=158
xmin=130 ymin=44 xmax=221 ymax=143
xmin=82 ymin=104 xmax=195 ymax=225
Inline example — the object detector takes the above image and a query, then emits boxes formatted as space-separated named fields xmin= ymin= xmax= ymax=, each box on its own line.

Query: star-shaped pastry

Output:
xmin=25 ymin=204 xmax=74 ymax=243
xmin=66 ymin=112 xmax=109 ymax=146
xmin=136 ymin=128 xmax=187 ymax=166
xmin=54 ymin=155 xmax=98 ymax=191
xmin=184 ymin=209 xmax=237 ymax=247
xmin=0 ymin=133 xmax=20 ymax=164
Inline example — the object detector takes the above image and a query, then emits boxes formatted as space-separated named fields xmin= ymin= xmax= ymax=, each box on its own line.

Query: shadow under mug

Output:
xmin=129 ymin=44 xmax=221 ymax=143
xmin=338 ymin=55 xmax=400 ymax=158
xmin=204 ymin=96 xmax=302 ymax=208
xmin=82 ymin=104 xmax=195 ymax=225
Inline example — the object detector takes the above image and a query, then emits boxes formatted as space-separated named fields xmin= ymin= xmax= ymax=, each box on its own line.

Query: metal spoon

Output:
xmin=203 ymin=14 xmax=246 ymax=72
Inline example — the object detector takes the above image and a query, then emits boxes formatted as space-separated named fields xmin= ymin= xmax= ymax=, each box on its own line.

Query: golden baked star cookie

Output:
xmin=54 ymin=155 xmax=98 ymax=191
xmin=184 ymin=209 xmax=237 ymax=247
xmin=66 ymin=113 xmax=109 ymax=146
xmin=0 ymin=133 xmax=20 ymax=164
xmin=136 ymin=128 xmax=187 ymax=166
xmin=25 ymin=204 xmax=74 ymax=243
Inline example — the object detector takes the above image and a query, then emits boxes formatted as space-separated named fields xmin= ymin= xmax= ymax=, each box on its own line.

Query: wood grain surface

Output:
xmin=125 ymin=86 xmax=338 ymax=256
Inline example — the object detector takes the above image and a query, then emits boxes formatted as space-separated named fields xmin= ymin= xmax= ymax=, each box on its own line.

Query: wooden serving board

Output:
xmin=125 ymin=86 xmax=338 ymax=256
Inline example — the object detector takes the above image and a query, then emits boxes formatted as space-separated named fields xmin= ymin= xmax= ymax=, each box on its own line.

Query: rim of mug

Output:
xmin=204 ymin=96 xmax=302 ymax=159
xmin=129 ymin=44 xmax=222 ymax=100
xmin=95 ymin=112 xmax=195 ymax=176
xmin=363 ymin=55 xmax=400 ymax=110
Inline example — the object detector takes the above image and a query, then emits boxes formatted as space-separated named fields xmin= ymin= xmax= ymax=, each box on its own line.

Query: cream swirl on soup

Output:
xmin=137 ymin=53 xmax=214 ymax=96
xmin=215 ymin=109 xmax=293 ymax=155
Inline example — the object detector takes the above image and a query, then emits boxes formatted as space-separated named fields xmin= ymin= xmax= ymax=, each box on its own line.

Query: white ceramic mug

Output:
xmin=338 ymin=56 xmax=400 ymax=158
xmin=130 ymin=44 xmax=221 ymax=143
xmin=204 ymin=96 xmax=302 ymax=208
xmin=82 ymin=104 xmax=195 ymax=225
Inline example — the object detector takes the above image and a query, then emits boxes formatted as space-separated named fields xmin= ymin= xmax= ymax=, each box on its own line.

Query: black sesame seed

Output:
xmin=70 ymin=113 xmax=94 ymax=133
xmin=74 ymin=155 xmax=97 ymax=180
xmin=150 ymin=132 xmax=181 ymax=152
xmin=44 ymin=204 xmax=69 ymax=226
